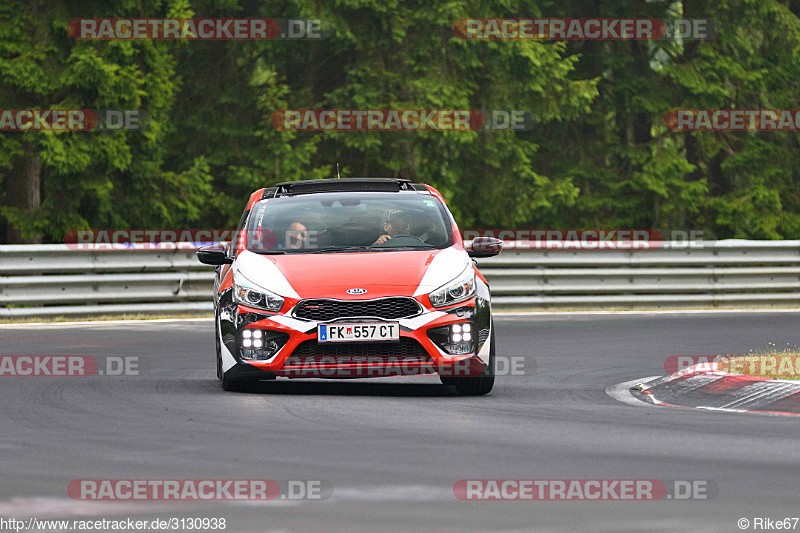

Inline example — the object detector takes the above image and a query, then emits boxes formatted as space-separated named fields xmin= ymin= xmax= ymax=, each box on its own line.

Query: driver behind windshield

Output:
xmin=372 ymin=209 xmax=413 ymax=245
xmin=285 ymin=221 xmax=308 ymax=249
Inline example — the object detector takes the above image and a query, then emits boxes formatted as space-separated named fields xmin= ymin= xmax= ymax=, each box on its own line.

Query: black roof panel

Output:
xmin=270 ymin=178 xmax=418 ymax=196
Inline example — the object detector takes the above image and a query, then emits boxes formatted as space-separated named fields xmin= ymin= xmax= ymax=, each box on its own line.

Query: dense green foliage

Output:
xmin=1 ymin=0 xmax=798 ymax=242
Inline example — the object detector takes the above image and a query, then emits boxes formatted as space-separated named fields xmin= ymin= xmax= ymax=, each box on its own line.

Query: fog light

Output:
xmin=427 ymin=322 xmax=475 ymax=357
xmin=448 ymin=322 xmax=472 ymax=343
xmin=239 ymin=330 xmax=290 ymax=361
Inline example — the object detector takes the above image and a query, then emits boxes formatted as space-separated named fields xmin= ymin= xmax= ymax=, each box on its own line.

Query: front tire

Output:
xmin=215 ymin=314 xmax=223 ymax=380
xmin=217 ymin=314 xmax=258 ymax=392
xmin=222 ymin=373 xmax=257 ymax=392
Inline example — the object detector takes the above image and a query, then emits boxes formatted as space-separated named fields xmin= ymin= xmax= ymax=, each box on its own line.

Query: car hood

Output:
xmin=235 ymin=247 xmax=471 ymax=300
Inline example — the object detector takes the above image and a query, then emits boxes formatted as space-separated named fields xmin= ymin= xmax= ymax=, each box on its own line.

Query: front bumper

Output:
xmin=226 ymin=298 xmax=491 ymax=379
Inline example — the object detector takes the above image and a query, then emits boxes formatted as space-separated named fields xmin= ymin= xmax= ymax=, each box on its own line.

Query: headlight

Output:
xmin=233 ymin=272 xmax=284 ymax=312
xmin=428 ymin=266 xmax=475 ymax=308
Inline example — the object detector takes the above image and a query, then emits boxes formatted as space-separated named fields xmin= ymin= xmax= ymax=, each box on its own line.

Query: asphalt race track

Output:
xmin=1 ymin=312 xmax=799 ymax=532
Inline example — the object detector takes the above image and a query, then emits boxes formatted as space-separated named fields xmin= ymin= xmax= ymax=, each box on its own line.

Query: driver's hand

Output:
xmin=372 ymin=234 xmax=391 ymax=245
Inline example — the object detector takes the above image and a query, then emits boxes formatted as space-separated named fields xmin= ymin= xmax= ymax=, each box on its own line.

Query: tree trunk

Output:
xmin=6 ymin=149 xmax=42 ymax=243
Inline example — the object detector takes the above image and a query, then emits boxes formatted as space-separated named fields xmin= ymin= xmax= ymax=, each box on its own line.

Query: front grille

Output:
xmin=286 ymin=338 xmax=431 ymax=365
xmin=293 ymin=298 xmax=421 ymax=321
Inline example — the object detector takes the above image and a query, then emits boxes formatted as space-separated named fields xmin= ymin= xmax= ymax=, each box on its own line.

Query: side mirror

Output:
xmin=467 ymin=237 xmax=503 ymax=258
xmin=197 ymin=243 xmax=233 ymax=265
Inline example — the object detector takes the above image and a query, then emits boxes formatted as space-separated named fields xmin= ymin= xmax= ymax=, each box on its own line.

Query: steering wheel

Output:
xmin=392 ymin=234 xmax=424 ymax=241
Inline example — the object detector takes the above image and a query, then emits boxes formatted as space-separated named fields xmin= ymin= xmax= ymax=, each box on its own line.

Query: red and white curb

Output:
xmin=0 ymin=497 xmax=186 ymax=518
xmin=610 ymin=362 xmax=800 ymax=417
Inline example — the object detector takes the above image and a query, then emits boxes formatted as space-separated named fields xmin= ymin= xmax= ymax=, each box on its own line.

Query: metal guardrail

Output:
xmin=0 ymin=245 xmax=213 ymax=317
xmin=1 ymin=241 xmax=799 ymax=317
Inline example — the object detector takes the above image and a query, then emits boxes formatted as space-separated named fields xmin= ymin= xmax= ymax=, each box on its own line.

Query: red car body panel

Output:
xmin=268 ymin=249 xmax=443 ymax=298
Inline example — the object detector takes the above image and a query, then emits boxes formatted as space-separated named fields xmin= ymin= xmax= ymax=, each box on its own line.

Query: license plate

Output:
xmin=318 ymin=323 xmax=400 ymax=343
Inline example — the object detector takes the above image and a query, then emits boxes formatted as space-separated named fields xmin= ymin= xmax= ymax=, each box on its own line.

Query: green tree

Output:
xmin=0 ymin=0 xmax=212 ymax=243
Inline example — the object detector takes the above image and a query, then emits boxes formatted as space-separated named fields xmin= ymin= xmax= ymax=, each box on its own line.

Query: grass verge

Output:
xmin=721 ymin=345 xmax=800 ymax=380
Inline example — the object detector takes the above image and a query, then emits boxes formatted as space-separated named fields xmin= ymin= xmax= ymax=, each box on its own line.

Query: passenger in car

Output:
xmin=284 ymin=221 xmax=308 ymax=249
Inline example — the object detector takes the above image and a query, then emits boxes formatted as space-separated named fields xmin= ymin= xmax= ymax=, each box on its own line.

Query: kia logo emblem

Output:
xmin=346 ymin=288 xmax=368 ymax=295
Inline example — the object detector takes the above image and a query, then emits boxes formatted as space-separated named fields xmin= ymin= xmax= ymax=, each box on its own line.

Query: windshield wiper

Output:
xmin=252 ymin=250 xmax=285 ymax=254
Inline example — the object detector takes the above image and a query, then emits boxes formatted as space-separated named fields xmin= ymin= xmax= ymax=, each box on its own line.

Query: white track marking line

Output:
xmin=496 ymin=308 xmax=800 ymax=317
xmin=0 ymin=318 xmax=212 ymax=328
xmin=0 ymin=497 xmax=186 ymax=518
xmin=230 ymin=485 xmax=453 ymax=506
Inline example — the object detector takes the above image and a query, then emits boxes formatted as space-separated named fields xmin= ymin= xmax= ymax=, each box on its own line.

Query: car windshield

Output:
xmin=244 ymin=192 xmax=453 ymax=253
